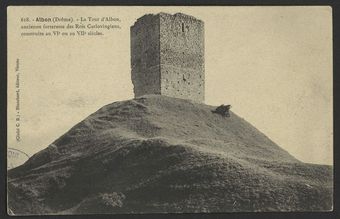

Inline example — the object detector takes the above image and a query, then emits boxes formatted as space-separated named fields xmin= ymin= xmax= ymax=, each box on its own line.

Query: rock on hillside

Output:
xmin=8 ymin=95 xmax=333 ymax=214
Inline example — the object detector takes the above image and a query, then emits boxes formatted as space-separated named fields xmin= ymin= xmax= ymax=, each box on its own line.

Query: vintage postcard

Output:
xmin=7 ymin=6 xmax=333 ymax=215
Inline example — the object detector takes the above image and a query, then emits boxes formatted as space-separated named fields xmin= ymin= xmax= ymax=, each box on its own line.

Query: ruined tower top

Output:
xmin=130 ymin=13 xmax=205 ymax=102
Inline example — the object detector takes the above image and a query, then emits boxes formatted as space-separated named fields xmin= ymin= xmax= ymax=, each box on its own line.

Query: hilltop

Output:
xmin=8 ymin=95 xmax=333 ymax=214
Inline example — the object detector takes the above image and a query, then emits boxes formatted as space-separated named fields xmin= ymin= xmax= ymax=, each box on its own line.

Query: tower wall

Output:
xmin=159 ymin=13 xmax=205 ymax=102
xmin=130 ymin=14 xmax=161 ymax=97
xmin=130 ymin=13 xmax=205 ymax=102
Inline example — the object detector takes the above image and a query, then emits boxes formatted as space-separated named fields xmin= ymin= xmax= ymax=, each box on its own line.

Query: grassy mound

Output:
xmin=8 ymin=95 xmax=333 ymax=214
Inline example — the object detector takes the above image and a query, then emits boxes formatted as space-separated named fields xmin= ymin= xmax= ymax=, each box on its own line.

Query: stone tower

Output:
xmin=131 ymin=12 xmax=205 ymax=102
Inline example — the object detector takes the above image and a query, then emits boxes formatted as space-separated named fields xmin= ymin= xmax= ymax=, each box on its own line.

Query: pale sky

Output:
xmin=8 ymin=6 xmax=333 ymax=165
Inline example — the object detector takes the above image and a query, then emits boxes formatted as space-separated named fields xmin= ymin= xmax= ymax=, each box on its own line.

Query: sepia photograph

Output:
xmin=6 ymin=6 xmax=333 ymax=215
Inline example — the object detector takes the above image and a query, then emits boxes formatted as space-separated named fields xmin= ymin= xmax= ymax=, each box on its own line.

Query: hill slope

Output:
xmin=8 ymin=95 xmax=333 ymax=214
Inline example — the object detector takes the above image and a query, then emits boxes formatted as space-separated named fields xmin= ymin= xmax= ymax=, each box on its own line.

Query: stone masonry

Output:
xmin=131 ymin=13 xmax=205 ymax=102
